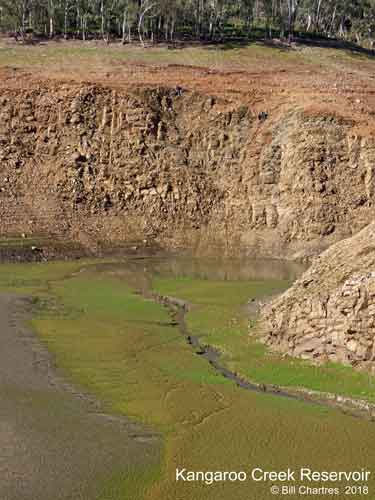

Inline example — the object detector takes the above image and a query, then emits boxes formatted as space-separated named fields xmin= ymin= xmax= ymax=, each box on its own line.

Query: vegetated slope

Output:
xmin=1 ymin=81 xmax=375 ymax=257
xmin=260 ymin=222 xmax=375 ymax=373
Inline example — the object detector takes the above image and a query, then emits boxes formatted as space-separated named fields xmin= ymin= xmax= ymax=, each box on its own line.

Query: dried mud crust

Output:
xmin=0 ymin=293 xmax=160 ymax=500
xmin=0 ymin=73 xmax=375 ymax=259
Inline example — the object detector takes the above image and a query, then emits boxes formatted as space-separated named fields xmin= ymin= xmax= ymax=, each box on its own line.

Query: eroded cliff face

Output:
xmin=0 ymin=83 xmax=375 ymax=256
xmin=260 ymin=223 xmax=375 ymax=373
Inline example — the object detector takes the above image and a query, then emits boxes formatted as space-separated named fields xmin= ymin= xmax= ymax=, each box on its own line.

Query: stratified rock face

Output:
xmin=260 ymin=223 xmax=375 ymax=371
xmin=0 ymin=83 xmax=375 ymax=256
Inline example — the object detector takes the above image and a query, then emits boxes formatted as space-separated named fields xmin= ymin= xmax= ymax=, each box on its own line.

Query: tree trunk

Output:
xmin=329 ymin=5 xmax=337 ymax=35
xmin=21 ymin=0 xmax=27 ymax=35
xmin=101 ymin=0 xmax=105 ymax=40
xmin=82 ymin=16 xmax=86 ymax=41
xmin=121 ymin=9 xmax=127 ymax=44
xmin=138 ymin=2 xmax=155 ymax=47
xmin=306 ymin=14 xmax=312 ymax=32
xmin=165 ymin=18 xmax=168 ymax=41
xmin=64 ymin=0 xmax=68 ymax=39
xmin=317 ymin=0 xmax=322 ymax=30
xmin=170 ymin=17 xmax=175 ymax=41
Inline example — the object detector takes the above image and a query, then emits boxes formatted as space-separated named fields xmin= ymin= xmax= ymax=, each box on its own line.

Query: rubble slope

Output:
xmin=260 ymin=223 xmax=375 ymax=372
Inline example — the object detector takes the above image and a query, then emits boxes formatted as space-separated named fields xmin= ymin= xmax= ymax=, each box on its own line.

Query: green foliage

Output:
xmin=1 ymin=0 xmax=375 ymax=46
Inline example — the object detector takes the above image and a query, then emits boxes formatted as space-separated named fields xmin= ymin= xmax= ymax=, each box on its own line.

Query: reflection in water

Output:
xmin=144 ymin=257 xmax=307 ymax=281
xmin=90 ymin=256 xmax=307 ymax=285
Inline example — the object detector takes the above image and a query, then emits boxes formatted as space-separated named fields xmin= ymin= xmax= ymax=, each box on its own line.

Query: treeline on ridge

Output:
xmin=1 ymin=0 xmax=375 ymax=46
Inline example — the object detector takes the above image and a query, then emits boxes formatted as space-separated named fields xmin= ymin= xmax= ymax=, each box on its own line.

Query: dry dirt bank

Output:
xmin=1 ymin=74 xmax=375 ymax=258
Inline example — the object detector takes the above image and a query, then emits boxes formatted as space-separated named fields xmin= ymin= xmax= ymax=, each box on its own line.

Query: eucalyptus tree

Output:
xmin=137 ymin=0 xmax=157 ymax=45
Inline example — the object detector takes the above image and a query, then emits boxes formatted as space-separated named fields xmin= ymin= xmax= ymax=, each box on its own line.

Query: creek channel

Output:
xmin=89 ymin=256 xmax=375 ymax=420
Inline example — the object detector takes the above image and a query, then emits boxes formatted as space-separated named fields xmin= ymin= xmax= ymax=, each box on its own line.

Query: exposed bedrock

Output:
xmin=1 ymin=83 xmax=375 ymax=257
xmin=260 ymin=223 xmax=375 ymax=372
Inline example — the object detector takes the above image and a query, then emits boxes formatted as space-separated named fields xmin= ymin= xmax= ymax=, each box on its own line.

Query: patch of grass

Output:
xmin=33 ymin=272 xmax=233 ymax=426
xmin=0 ymin=259 xmax=88 ymax=293
xmin=96 ymin=464 xmax=162 ymax=500
xmin=0 ymin=236 xmax=47 ymax=247
xmin=0 ymin=40 xmax=307 ymax=73
xmin=1 ymin=38 xmax=374 ymax=77
xmin=152 ymin=276 xmax=375 ymax=402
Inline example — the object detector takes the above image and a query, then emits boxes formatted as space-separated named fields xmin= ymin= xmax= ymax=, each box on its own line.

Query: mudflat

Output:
xmin=0 ymin=293 xmax=159 ymax=500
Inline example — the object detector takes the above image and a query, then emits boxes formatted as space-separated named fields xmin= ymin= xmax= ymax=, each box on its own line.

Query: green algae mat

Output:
xmin=1 ymin=257 xmax=375 ymax=500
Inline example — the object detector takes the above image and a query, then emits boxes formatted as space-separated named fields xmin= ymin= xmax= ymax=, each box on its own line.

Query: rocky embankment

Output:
xmin=1 ymin=83 xmax=375 ymax=257
xmin=260 ymin=223 xmax=375 ymax=373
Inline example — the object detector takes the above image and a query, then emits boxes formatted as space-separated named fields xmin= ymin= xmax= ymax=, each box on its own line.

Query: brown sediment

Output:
xmin=0 ymin=293 xmax=160 ymax=500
